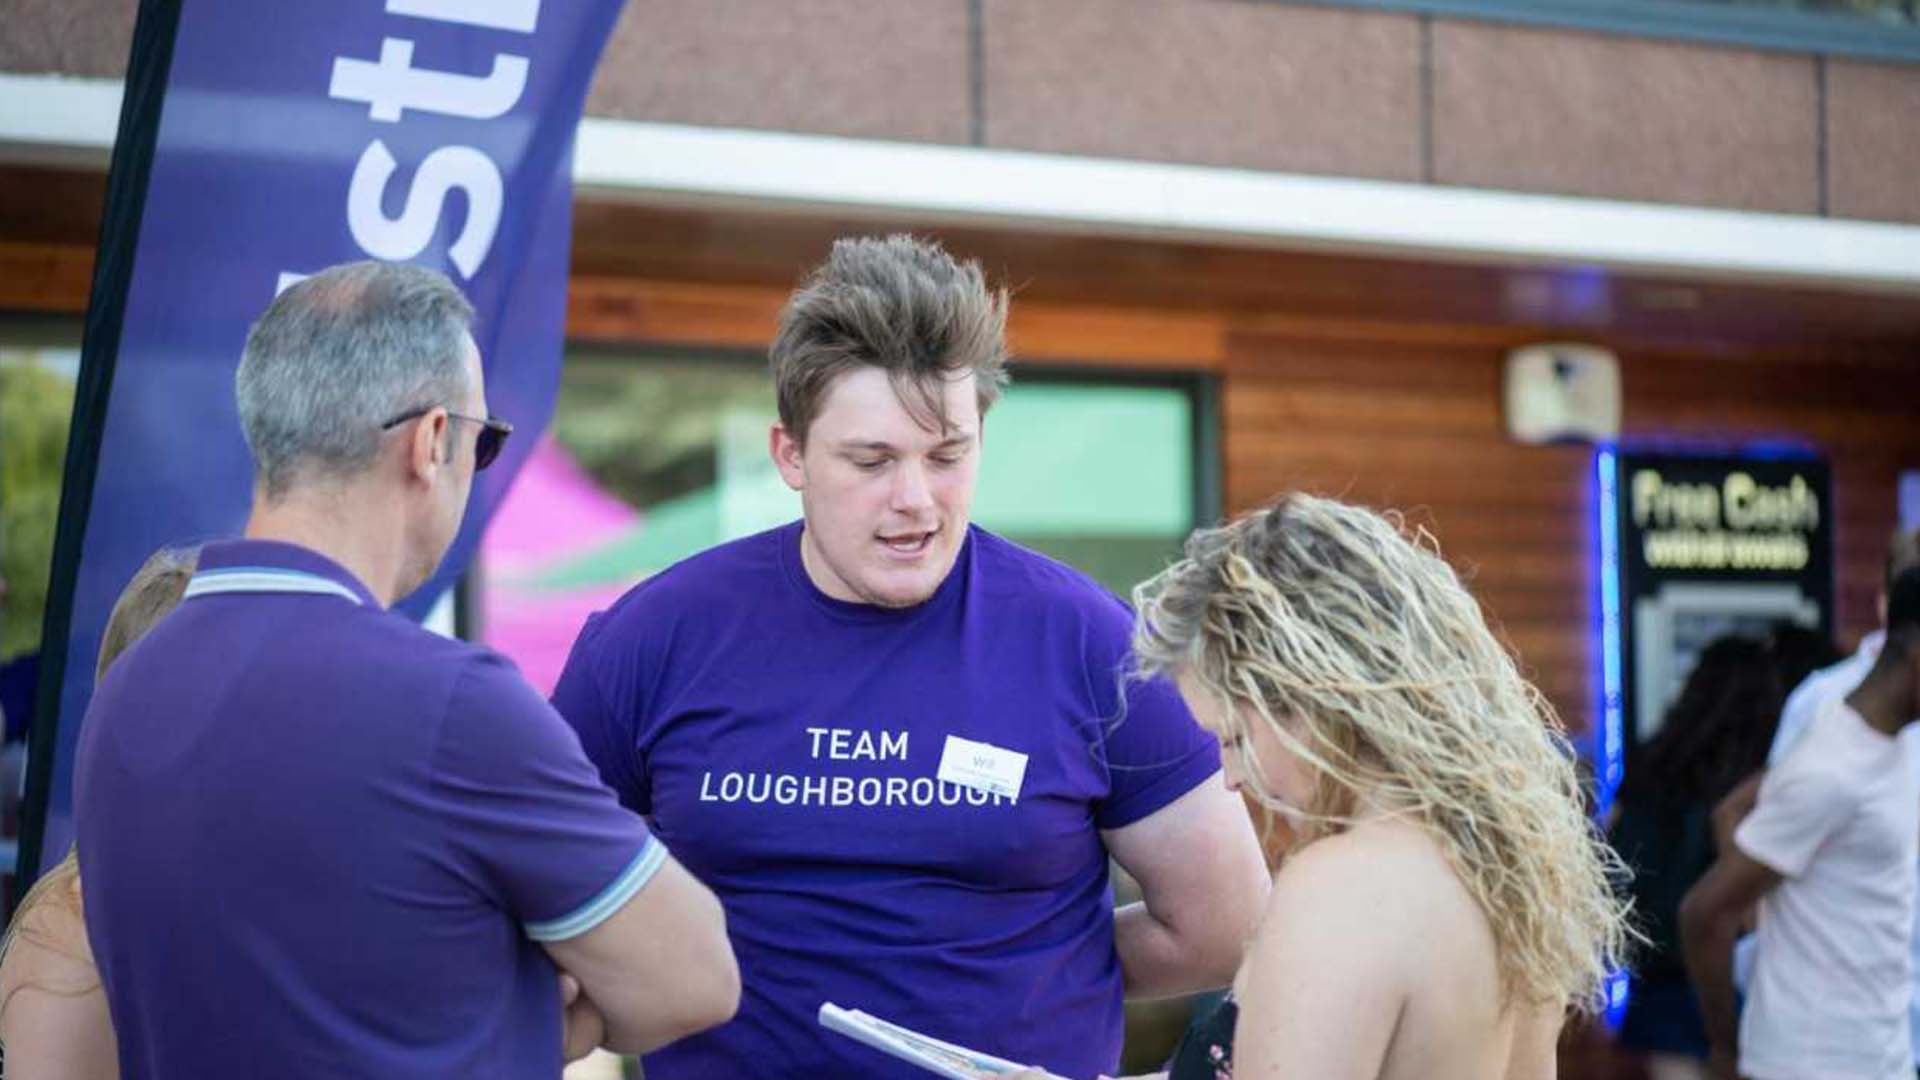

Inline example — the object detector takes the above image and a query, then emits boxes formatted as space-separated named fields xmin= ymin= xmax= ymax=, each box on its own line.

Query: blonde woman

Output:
xmin=1106 ymin=495 xmax=1628 ymax=1080
xmin=0 ymin=546 xmax=199 ymax=1079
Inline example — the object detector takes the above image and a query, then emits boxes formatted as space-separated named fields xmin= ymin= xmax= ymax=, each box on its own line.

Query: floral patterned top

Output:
xmin=1168 ymin=994 xmax=1237 ymax=1080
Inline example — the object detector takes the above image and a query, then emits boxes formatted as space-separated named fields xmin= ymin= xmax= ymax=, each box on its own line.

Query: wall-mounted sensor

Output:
xmin=1504 ymin=343 xmax=1622 ymax=445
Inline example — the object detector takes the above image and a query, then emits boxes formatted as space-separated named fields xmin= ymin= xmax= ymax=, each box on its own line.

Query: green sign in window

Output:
xmin=526 ymin=358 xmax=1199 ymax=599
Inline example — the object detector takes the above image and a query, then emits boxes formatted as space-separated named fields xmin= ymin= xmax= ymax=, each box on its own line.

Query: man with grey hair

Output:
xmin=553 ymin=235 xmax=1270 ymax=1078
xmin=75 ymin=260 xmax=738 ymax=1077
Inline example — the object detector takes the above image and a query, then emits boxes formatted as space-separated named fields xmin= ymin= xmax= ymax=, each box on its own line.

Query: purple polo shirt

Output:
xmin=75 ymin=539 xmax=658 ymax=1078
xmin=552 ymin=522 xmax=1220 ymax=1078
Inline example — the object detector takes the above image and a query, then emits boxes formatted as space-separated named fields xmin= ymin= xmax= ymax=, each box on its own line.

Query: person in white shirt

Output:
xmin=1726 ymin=528 xmax=1920 ymax=1067
xmin=1770 ymin=628 xmax=1885 ymax=765
xmin=1774 ymin=530 xmax=1920 ymax=764
xmin=1681 ymin=565 xmax=1920 ymax=1080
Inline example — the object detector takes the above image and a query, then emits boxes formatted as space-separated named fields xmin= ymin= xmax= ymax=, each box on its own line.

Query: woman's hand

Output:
xmin=559 ymin=972 xmax=607 ymax=1063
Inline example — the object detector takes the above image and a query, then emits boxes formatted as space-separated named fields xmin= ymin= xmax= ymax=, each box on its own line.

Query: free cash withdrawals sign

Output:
xmin=21 ymin=0 xmax=623 ymax=883
xmin=1608 ymin=451 xmax=1834 ymax=749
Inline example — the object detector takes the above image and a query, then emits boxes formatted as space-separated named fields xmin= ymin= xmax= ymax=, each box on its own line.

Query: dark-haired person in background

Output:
xmin=1768 ymin=531 xmax=1920 ymax=767
xmin=1682 ymin=563 xmax=1920 ymax=1080
xmin=1609 ymin=635 xmax=1786 ymax=1080
xmin=1765 ymin=622 xmax=1844 ymax=711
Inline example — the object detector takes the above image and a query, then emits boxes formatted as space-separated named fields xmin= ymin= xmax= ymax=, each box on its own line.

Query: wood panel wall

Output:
xmin=8 ymin=224 xmax=1918 ymax=742
xmin=565 ymin=270 xmax=1920 ymax=739
xmin=1222 ymin=328 xmax=1920 ymax=737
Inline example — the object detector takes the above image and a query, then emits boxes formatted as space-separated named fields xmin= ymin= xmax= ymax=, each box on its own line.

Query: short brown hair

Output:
xmin=770 ymin=235 xmax=1009 ymax=444
xmin=96 ymin=546 xmax=198 ymax=684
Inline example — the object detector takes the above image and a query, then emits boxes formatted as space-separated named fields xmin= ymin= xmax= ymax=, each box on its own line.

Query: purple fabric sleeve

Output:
xmin=550 ymin=612 xmax=651 ymax=816
xmin=434 ymin=652 xmax=653 ymax=930
xmin=1095 ymin=669 xmax=1222 ymax=830
xmin=1081 ymin=600 xmax=1221 ymax=830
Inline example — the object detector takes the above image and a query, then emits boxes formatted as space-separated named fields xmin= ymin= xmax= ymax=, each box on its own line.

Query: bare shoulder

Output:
xmin=0 ymin=907 xmax=116 ymax=1080
xmin=0 ymin=897 xmax=96 ymax=1000
xmin=1248 ymin=820 xmax=1458 ymax=977
xmin=1268 ymin=829 xmax=1372 ymax=907
xmin=1231 ymin=823 xmax=1441 ymax=1076
xmin=1503 ymin=1002 xmax=1564 ymax=1080
xmin=1271 ymin=821 xmax=1460 ymax=919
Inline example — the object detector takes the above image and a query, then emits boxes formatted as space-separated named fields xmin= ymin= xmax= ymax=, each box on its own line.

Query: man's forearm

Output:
xmin=1114 ymin=900 xmax=1239 ymax=1000
xmin=1681 ymin=908 xmax=1742 ymax=1056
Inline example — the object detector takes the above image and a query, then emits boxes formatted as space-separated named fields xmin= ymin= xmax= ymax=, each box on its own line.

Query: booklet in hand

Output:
xmin=817 ymin=1001 xmax=1069 ymax=1080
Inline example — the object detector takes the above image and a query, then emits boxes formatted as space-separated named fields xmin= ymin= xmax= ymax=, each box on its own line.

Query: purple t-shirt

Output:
xmin=74 ymin=540 xmax=658 ymax=1078
xmin=552 ymin=522 xmax=1219 ymax=1078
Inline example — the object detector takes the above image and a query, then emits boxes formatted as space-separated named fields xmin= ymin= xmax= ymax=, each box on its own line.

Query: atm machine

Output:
xmin=1596 ymin=450 xmax=1833 ymax=800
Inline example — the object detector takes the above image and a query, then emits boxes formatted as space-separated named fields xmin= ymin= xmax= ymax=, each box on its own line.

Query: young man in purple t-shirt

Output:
xmin=74 ymin=261 xmax=738 ymax=1077
xmin=552 ymin=236 xmax=1271 ymax=1078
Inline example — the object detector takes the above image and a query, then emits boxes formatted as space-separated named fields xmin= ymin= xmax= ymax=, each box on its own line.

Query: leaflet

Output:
xmin=817 ymin=1001 xmax=1067 ymax=1080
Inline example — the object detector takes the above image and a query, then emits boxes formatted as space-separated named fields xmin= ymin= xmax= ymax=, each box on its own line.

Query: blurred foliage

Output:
xmin=2 ymin=355 xmax=76 ymax=659
xmin=553 ymin=359 xmax=771 ymax=509
xmin=1708 ymin=0 xmax=1918 ymax=21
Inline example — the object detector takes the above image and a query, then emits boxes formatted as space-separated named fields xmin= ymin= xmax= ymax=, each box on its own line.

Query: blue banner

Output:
xmin=22 ymin=0 xmax=622 ymax=881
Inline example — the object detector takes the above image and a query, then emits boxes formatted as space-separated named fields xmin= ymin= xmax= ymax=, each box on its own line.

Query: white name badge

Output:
xmin=936 ymin=735 xmax=1029 ymax=801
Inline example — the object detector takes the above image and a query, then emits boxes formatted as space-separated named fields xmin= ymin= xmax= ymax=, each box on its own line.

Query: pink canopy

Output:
xmin=479 ymin=435 xmax=638 ymax=695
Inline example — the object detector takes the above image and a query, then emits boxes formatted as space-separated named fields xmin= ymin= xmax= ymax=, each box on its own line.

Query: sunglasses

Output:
xmin=380 ymin=406 xmax=514 ymax=471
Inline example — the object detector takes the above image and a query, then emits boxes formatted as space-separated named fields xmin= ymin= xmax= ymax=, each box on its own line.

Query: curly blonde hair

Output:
xmin=1132 ymin=494 xmax=1631 ymax=1013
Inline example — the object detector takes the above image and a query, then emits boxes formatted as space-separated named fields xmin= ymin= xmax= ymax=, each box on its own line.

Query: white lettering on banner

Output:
xmin=387 ymin=0 xmax=541 ymax=33
xmin=282 ymin=6 xmax=542 ymax=288
xmin=698 ymin=770 xmax=1014 ymax=810
xmin=329 ymin=39 xmax=529 ymax=124
xmin=346 ymin=141 xmax=502 ymax=277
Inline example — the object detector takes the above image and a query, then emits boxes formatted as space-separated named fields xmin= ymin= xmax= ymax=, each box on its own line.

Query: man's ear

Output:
xmin=408 ymin=408 xmax=450 ymax=483
xmin=769 ymin=422 xmax=806 ymax=493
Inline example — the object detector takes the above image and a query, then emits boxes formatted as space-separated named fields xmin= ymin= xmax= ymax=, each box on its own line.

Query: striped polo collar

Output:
xmin=184 ymin=539 xmax=380 ymax=607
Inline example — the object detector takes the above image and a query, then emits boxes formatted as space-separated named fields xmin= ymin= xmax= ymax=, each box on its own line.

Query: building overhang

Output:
xmin=4 ymin=71 xmax=1919 ymax=293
